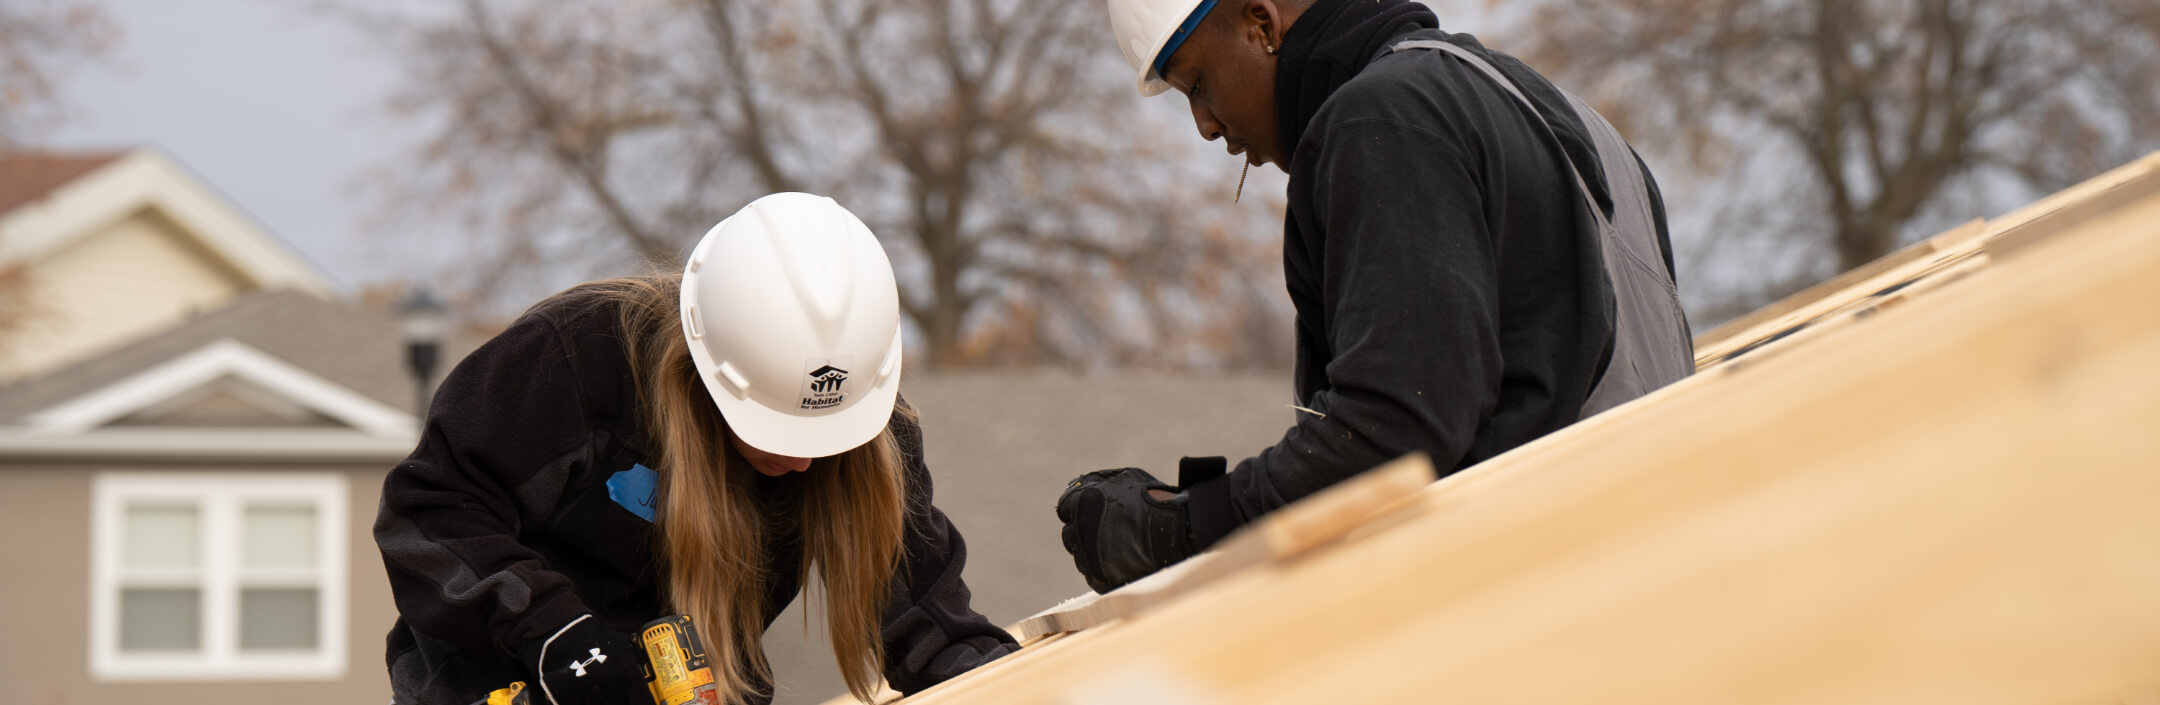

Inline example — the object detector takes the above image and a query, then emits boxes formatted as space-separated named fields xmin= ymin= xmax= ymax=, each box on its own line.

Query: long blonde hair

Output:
xmin=564 ymin=273 xmax=909 ymax=704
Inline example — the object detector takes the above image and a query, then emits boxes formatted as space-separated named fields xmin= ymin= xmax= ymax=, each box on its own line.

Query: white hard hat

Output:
xmin=1107 ymin=0 xmax=1218 ymax=96
xmin=679 ymin=193 xmax=904 ymax=459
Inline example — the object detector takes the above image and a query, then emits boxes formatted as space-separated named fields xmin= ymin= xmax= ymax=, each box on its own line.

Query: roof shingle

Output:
xmin=0 ymin=151 xmax=125 ymax=215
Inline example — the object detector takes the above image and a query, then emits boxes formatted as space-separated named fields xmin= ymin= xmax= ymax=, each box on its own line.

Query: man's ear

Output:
xmin=1244 ymin=0 xmax=1283 ymax=51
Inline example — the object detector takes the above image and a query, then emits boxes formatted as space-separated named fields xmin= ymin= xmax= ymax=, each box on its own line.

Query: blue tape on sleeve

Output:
xmin=606 ymin=463 xmax=660 ymax=522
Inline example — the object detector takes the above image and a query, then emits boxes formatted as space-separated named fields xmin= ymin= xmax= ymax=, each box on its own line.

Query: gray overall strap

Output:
xmin=1391 ymin=38 xmax=1694 ymax=417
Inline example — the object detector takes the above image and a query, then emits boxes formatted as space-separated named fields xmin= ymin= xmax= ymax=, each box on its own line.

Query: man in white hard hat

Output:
xmin=1057 ymin=0 xmax=1694 ymax=593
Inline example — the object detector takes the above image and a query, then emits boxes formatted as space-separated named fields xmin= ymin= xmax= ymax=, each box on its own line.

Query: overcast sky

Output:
xmin=48 ymin=0 xmax=437 ymax=294
xmin=40 ymin=0 xmax=1521 ymax=300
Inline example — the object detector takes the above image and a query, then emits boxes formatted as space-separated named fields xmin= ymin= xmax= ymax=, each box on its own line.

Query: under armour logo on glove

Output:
xmin=569 ymin=648 xmax=607 ymax=677
xmin=532 ymin=616 xmax=643 ymax=704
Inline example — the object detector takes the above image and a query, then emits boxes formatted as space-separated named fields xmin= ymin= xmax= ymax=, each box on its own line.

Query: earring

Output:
xmin=1265 ymin=44 xmax=1277 ymax=55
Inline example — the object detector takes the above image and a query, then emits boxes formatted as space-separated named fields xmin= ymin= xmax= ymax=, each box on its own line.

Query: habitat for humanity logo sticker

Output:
xmin=799 ymin=356 xmax=854 ymax=412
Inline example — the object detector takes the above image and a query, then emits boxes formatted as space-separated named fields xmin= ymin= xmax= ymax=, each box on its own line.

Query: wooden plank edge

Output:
xmin=1693 ymin=217 xmax=1986 ymax=353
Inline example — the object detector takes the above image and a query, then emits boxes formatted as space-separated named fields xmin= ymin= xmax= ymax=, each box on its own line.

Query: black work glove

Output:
xmin=1056 ymin=467 xmax=1196 ymax=594
xmin=524 ymin=615 xmax=646 ymax=705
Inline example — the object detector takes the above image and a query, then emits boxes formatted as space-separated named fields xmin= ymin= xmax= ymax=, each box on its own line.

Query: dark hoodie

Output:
xmin=375 ymin=287 xmax=1014 ymax=704
xmin=1185 ymin=0 xmax=1677 ymax=546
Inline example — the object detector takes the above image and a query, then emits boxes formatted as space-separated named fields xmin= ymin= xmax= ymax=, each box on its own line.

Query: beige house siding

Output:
xmin=3 ymin=209 xmax=253 ymax=382
xmin=0 ymin=148 xmax=334 ymax=386
xmin=0 ymin=463 xmax=397 ymax=705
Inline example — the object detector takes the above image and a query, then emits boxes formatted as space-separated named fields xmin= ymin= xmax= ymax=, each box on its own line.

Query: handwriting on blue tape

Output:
xmin=606 ymin=463 xmax=659 ymax=522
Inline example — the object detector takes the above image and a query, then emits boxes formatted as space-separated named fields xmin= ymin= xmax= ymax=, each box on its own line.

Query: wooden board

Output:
xmin=815 ymin=456 xmax=1433 ymax=705
xmin=1690 ymin=217 xmax=1987 ymax=361
xmin=1988 ymin=150 xmax=2160 ymax=255
xmin=1695 ymin=151 xmax=2160 ymax=370
xmin=824 ymin=153 xmax=2160 ymax=705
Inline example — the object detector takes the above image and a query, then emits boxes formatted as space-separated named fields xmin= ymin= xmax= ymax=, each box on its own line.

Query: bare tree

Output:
xmin=0 ymin=0 xmax=117 ymax=350
xmin=0 ymin=0 xmax=115 ymax=150
xmin=343 ymin=0 xmax=1289 ymax=369
xmin=1511 ymin=0 xmax=2160 ymax=312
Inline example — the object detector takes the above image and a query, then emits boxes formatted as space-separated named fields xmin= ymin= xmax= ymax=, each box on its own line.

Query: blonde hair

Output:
xmin=563 ymin=274 xmax=909 ymax=704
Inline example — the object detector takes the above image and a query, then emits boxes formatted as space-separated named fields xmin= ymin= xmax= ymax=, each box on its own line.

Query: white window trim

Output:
xmin=90 ymin=472 xmax=349 ymax=682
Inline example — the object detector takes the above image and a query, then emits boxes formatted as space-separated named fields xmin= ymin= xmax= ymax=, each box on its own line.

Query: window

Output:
xmin=90 ymin=473 xmax=347 ymax=681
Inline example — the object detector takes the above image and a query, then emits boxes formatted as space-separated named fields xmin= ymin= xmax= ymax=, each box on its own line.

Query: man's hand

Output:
xmin=1055 ymin=467 xmax=1195 ymax=594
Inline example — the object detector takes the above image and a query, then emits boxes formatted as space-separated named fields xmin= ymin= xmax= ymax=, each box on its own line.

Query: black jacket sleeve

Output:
xmin=374 ymin=313 xmax=598 ymax=669
xmin=877 ymin=408 xmax=1018 ymax=695
xmin=1187 ymin=116 xmax=1505 ymax=547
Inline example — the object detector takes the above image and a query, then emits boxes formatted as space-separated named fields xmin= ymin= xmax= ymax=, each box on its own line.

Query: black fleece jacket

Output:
xmin=375 ymin=287 xmax=1013 ymax=705
xmin=1185 ymin=0 xmax=1675 ymax=546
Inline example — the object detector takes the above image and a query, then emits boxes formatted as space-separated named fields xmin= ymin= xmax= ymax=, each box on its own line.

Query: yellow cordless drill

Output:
xmin=485 ymin=615 xmax=722 ymax=705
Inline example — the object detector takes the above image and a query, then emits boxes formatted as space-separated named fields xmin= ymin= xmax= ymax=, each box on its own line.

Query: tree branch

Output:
xmin=694 ymin=0 xmax=800 ymax=194
xmin=462 ymin=0 xmax=671 ymax=262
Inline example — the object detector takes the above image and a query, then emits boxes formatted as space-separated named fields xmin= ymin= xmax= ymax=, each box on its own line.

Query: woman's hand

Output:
xmin=530 ymin=615 xmax=648 ymax=705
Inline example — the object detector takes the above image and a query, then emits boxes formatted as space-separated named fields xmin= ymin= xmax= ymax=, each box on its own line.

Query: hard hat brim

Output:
xmin=1138 ymin=73 xmax=1173 ymax=97
xmin=704 ymin=351 xmax=902 ymax=461
xmin=1131 ymin=0 xmax=1216 ymax=97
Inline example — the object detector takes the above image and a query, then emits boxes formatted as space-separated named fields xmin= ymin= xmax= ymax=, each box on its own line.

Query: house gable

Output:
xmin=111 ymin=375 xmax=346 ymax=429
xmin=8 ymin=208 xmax=260 ymax=373
xmin=24 ymin=339 xmax=412 ymax=437
xmin=0 ymin=148 xmax=330 ymax=294
xmin=0 ymin=339 xmax=417 ymax=462
xmin=0 ymin=148 xmax=335 ymax=381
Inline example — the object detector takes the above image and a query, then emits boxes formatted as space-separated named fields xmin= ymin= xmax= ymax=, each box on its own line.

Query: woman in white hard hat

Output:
xmin=376 ymin=193 xmax=1015 ymax=705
